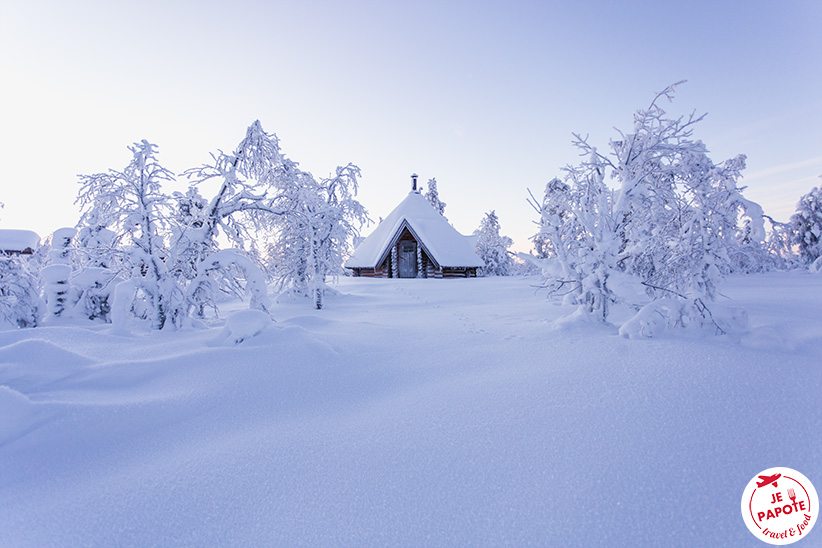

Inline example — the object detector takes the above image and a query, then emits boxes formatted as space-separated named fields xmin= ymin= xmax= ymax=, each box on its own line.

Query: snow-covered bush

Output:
xmin=71 ymin=267 xmax=121 ymax=322
xmin=220 ymin=309 xmax=273 ymax=345
xmin=72 ymin=222 xmax=120 ymax=322
xmin=41 ymin=264 xmax=73 ymax=319
xmin=762 ymin=216 xmax=798 ymax=268
xmin=0 ymin=255 xmax=42 ymax=328
xmin=424 ymin=178 xmax=447 ymax=217
xmin=790 ymin=185 xmax=822 ymax=265
xmin=187 ymin=249 xmax=272 ymax=318
xmin=41 ymin=228 xmax=78 ymax=320
xmin=530 ymin=83 xmax=765 ymax=335
xmin=474 ymin=211 xmax=514 ymax=276
xmin=0 ymin=204 xmax=41 ymax=328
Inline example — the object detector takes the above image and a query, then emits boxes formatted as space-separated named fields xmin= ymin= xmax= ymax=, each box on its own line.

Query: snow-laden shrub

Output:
xmin=41 ymin=264 xmax=73 ymax=319
xmin=70 ymin=267 xmax=121 ymax=322
xmin=41 ymin=228 xmax=77 ymax=320
xmin=71 ymin=224 xmax=120 ymax=322
xmin=790 ymin=186 xmax=822 ymax=266
xmin=619 ymin=297 xmax=748 ymax=339
xmin=187 ymin=249 xmax=272 ymax=317
xmin=0 ymin=255 xmax=43 ymax=328
xmin=474 ymin=211 xmax=514 ymax=276
xmin=221 ymin=309 xmax=273 ymax=345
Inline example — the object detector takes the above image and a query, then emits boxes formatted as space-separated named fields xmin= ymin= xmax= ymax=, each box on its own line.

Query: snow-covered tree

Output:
xmin=730 ymin=214 xmax=790 ymax=273
xmin=269 ymin=164 xmax=369 ymax=309
xmin=177 ymin=121 xmax=306 ymax=315
xmin=530 ymin=177 xmax=576 ymax=260
xmin=76 ymin=140 xmax=183 ymax=330
xmin=530 ymin=83 xmax=764 ymax=335
xmin=181 ymin=120 xmax=290 ymax=266
xmin=760 ymin=215 xmax=797 ymax=268
xmin=790 ymin=185 xmax=822 ymax=266
xmin=0 ymin=204 xmax=42 ymax=327
xmin=474 ymin=210 xmax=514 ymax=276
xmin=554 ymin=150 xmax=619 ymax=321
xmin=424 ymin=178 xmax=447 ymax=217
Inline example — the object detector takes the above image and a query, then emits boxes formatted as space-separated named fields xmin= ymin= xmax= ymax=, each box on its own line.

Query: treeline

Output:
xmin=1 ymin=121 xmax=368 ymax=329
xmin=2 ymin=86 xmax=821 ymax=336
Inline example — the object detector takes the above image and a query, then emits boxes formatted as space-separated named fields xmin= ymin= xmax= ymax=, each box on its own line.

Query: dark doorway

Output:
xmin=398 ymin=242 xmax=417 ymax=278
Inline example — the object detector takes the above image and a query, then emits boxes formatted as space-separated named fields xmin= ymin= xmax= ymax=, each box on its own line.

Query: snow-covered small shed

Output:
xmin=345 ymin=176 xmax=483 ymax=278
xmin=0 ymin=229 xmax=40 ymax=255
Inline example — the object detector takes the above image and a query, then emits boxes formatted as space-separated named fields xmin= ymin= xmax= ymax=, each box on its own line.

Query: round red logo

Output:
xmin=741 ymin=467 xmax=818 ymax=545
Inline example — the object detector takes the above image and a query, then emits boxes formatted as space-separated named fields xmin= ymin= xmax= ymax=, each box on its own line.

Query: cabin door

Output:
xmin=398 ymin=242 xmax=417 ymax=278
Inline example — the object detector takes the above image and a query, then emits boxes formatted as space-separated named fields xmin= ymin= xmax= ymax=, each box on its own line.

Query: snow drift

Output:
xmin=1 ymin=273 xmax=820 ymax=547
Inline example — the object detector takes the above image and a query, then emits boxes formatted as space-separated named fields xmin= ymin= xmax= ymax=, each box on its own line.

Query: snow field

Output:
xmin=1 ymin=273 xmax=821 ymax=547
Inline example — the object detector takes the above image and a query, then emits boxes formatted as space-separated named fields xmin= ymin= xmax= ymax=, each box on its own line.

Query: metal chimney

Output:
xmin=411 ymin=173 xmax=418 ymax=192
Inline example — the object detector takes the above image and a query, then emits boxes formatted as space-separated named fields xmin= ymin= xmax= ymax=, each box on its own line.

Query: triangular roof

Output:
xmin=345 ymin=192 xmax=483 ymax=269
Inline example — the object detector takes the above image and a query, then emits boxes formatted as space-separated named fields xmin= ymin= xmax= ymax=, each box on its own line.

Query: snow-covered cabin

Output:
xmin=0 ymin=229 xmax=40 ymax=255
xmin=346 ymin=175 xmax=483 ymax=278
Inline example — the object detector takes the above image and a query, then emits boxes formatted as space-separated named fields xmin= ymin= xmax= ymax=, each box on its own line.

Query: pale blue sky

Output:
xmin=1 ymin=0 xmax=820 ymax=251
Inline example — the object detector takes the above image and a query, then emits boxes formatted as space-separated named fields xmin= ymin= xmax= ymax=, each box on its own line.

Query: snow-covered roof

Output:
xmin=345 ymin=192 xmax=483 ymax=269
xmin=0 ymin=229 xmax=40 ymax=252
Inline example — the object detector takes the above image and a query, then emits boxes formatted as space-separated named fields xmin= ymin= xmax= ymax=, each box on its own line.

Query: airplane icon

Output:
xmin=757 ymin=473 xmax=781 ymax=488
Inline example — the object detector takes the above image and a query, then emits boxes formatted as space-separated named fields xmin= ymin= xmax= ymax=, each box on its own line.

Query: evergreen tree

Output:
xmin=474 ymin=211 xmax=514 ymax=276
xmin=424 ymin=178 xmax=447 ymax=217
xmin=790 ymin=185 xmax=822 ymax=266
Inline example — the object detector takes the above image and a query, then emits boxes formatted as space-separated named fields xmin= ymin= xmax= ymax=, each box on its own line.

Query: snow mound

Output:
xmin=0 ymin=274 xmax=819 ymax=547
xmin=283 ymin=315 xmax=335 ymax=331
xmin=0 ymin=385 xmax=40 ymax=444
xmin=0 ymin=339 xmax=94 ymax=392
xmin=40 ymin=264 xmax=73 ymax=283
xmin=550 ymin=307 xmax=607 ymax=331
xmin=740 ymin=326 xmax=792 ymax=350
xmin=619 ymin=298 xmax=679 ymax=339
xmin=217 ymin=310 xmax=274 ymax=345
